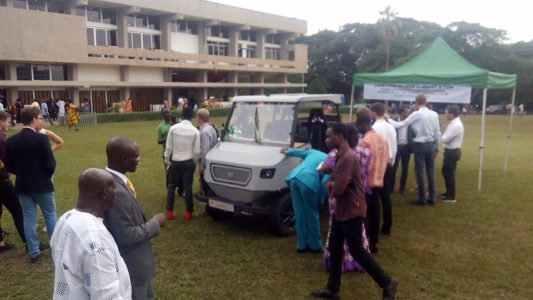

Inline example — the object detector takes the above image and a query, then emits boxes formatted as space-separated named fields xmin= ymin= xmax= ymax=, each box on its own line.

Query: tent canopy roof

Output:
xmin=353 ymin=37 xmax=517 ymax=89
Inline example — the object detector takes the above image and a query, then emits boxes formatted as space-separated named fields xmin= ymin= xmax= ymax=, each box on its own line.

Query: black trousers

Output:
xmin=327 ymin=216 xmax=390 ymax=292
xmin=365 ymin=189 xmax=381 ymax=246
xmin=0 ymin=180 xmax=26 ymax=243
xmin=392 ymin=145 xmax=411 ymax=192
xmin=442 ymin=149 xmax=461 ymax=199
xmin=166 ymin=160 xmax=195 ymax=212
xmin=378 ymin=165 xmax=394 ymax=232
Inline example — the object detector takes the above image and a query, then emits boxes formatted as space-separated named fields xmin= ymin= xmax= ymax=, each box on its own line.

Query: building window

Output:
xmin=128 ymin=32 xmax=160 ymax=50
xmin=208 ymin=41 xmax=229 ymax=56
xmin=12 ymin=0 xmax=27 ymax=9
xmin=240 ymin=31 xmax=256 ymax=42
xmin=32 ymin=64 xmax=50 ymax=80
xmin=0 ymin=63 xmax=5 ymax=80
xmin=208 ymin=26 xmax=229 ymax=38
xmin=266 ymin=34 xmax=281 ymax=45
xmin=171 ymin=20 xmax=197 ymax=35
xmin=238 ymin=45 xmax=256 ymax=58
xmin=74 ymin=7 xmax=86 ymax=17
xmin=87 ymin=28 xmax=117 ymax=46
xmin=46 ymin=0 xmax=63 ymax=13
xmin=128 ymin=14 xmax=159 ymax=30
xmin=16 ymin=64 xmax=32 ymax=81
xmin=28 ymin=0 xmax=46 ymax=11
xmin=50 ymin=65 xmax=68 ymax=81
xmin=265 ymin=47 xmax=281 ymax=60
xmin=101 ymin=9 xmax=116 ymax=25
xmin=86 ymin=7 xmax=101 ymax=22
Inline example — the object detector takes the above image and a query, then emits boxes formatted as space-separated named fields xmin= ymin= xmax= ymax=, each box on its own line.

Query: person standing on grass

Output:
xmin=440 ymin=105 xmax=464 ymax=203
xmin=282 ymin=147 xmax=327 ymax=253
xmin=66 ymin=100 xmax=80 ymax=131
xmin=156 ymin=108 xmax=174 ymax=186
xmin=371 ymin=102 xmax=397 ymax=236
xmin=41 ymin=100 xmax=53 ymax=126
xmin=388 ymin=94 xmax=440 ymax=206
xmin=196 ymin=108 xmax=218 ymax=197
xmin=5 ymin=107 xmax=57 ymax=263
xmin=0 ymin=111 xmax=26 ymax=253
xmin=104 ymin=137 xmax=165 ymax=300
xmin=164 ymin=107 xmax=200 ymax=221
xmin=391 ymin=105 xmax=412 ymax=194
xmin=51 ymin=168 xmax=132 ymax=300
xmin=311 ymin=123 xmax=398 ymax=300
xmin=356 ymin=108 xmax=389 ymax=254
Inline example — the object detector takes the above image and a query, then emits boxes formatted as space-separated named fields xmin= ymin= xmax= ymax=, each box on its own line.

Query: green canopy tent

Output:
xmin=351 ymin=37 xmax=517 ymax=191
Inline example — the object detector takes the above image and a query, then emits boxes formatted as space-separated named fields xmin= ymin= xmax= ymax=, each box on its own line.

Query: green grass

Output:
xmin=0 ymin=115 xmax=532 ymax=299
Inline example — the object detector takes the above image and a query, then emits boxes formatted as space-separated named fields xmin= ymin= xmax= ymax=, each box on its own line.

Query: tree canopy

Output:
xmin=299 ymin=17 xmax=533 ymax=111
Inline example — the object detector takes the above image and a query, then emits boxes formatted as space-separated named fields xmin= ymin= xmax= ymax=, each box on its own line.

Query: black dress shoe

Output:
xmin=382 ymin=277 xmax=399 ymax=300
xmin=381 ymin=228 xmax=391 ymax=235
xmin=297 ymin=247 xmax=310 ymax=253
xmin=39 ymin=243 xmax=50 ymax=251
xmin=311 ymin=288 xmax=339 ymax=299
xmin=411 ymin=200 xmax=426 ymax=206
xmin=0 ymin=243 xmax=14 ymax=253
xmin=30 ymin=254 xmax=41 ymax=264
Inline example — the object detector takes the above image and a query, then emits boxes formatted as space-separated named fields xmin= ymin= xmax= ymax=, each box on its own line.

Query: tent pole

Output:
xmin=478 ymin=88 xmax=488 ymax=192
xmin=503 ymin=88 xmax=516 ymax=172
xmin=349 ymin=84 xmax=355 ymax=122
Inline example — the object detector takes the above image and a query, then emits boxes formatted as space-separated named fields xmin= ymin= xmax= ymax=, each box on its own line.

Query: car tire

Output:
xmin=269 ymin=193 xmax=295 ymax=237
xmin=206 ymin=204 xmax=233 ymax=221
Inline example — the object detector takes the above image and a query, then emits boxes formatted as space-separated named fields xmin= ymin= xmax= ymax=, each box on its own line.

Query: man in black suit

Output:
xmin=103 ymin=137 xmax=165 ymax=300
xmin=5 ymin=107 xmax=57 ymax=263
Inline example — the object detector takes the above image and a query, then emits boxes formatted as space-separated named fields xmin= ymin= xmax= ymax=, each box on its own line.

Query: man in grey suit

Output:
xmin=103 ymin=137 xmax=165 ymax=300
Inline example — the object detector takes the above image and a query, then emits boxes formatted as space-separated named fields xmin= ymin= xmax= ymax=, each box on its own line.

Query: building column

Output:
xmin=120 ymin=88 xmax=130 ymax=101
xmin=253 ymin=73 xmax=264 ymax=95
xmin=164 ymin=88 xmax=172 ymax=103
xmin=280 ymin=34 xmax=291 ymax=61
xmin=4 ymin=0 xmax=14 ymax=8
xmin=116 ymin=11 xmax=129 ymax=48
xmin=120 ymin=66 xmax=130 ymax=82
xmin=7 ymin=88 xmax=18 ymax=103
xmin=5 ymin=62 xmax=17 ymax=80
xmin=70 ymin=88 xmax=80 ymax=105
xmin=229 ymin=27 xmax=239 ymax=57
xmin=197 ymin=22 xmax=207 ymax=55
xmin=256 ymin=31 xmax=266 ymax=60
xmin=160 ymin=17 xmax=172 ymax=51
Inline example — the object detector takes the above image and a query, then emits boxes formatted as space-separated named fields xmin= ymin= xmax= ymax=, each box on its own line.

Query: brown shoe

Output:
xmin=311 ymin=288 xmax=339 ymax=299
xmin=30 ymin=254 xmax=41 ymax=263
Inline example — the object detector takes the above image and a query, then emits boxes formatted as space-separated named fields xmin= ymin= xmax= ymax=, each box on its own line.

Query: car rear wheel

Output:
xmin=270 ymin=193 xmax=295 ymax=237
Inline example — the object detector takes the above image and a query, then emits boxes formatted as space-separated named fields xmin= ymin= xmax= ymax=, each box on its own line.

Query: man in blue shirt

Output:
xmin=388 ymin=94 xmax=440 ymax=205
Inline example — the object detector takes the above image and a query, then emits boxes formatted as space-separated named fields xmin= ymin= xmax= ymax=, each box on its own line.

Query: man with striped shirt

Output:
xmin=197 ymin=108 xmax=218 ymax=197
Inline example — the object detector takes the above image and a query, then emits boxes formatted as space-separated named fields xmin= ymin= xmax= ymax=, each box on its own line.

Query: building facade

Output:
xmin=0 ymin=0 xmax=307 ymax=112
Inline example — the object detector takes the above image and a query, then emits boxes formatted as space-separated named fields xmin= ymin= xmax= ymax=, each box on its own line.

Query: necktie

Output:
xmin=126 ymin=178 xmax=137 ymax=198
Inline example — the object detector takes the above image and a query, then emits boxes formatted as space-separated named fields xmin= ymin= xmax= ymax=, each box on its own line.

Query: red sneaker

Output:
xmin=165 ymin=209 xmax=174 ymax=220
xmin=183 ymin=211 xmax=192 ymax=221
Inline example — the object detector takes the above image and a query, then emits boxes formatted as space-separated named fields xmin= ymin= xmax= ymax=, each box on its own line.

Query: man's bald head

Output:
xmin=106 ymin=137 xmax=140 ymax=174
xmin=77 ymin=168 xmax=116 ymax=215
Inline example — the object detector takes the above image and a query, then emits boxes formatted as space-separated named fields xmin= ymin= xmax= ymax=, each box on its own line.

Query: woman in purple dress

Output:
xmin=319 ymin=124 xmax=372 ymax=272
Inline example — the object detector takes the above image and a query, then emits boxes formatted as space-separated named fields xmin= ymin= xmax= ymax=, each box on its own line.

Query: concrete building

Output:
xmin=0 ymin=0 xmax=307 ymax=111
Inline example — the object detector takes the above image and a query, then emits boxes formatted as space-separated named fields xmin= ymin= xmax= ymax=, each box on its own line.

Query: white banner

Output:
xmin=363 ymin=83 xmax=472 ymax=104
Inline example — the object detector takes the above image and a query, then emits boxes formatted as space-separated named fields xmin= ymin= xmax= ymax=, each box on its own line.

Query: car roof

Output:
xmin=231 ymin=94 xmax=344 ymax=104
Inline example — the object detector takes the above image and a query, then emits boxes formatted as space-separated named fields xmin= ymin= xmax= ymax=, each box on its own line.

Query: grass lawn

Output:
xmin=0 ymin=114 xmax=532 ymax=299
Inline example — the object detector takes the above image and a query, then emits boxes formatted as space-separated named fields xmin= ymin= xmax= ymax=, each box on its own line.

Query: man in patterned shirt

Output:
xmin=51 ymin=168 xmax=131 ymax=299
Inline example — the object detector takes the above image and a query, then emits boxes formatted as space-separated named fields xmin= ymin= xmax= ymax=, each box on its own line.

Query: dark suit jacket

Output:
xmin=104 ymin=172 xmax=160 ymax=286
xmin=5 ymin=128 xmax=55 ymax=193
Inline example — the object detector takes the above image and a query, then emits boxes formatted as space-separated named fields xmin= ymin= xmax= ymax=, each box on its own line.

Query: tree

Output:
xmin=378 ymin=6 xmax=399 ymax=71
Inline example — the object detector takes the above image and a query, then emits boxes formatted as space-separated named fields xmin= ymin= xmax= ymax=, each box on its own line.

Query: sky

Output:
xmin=211 ymin=0 xmax=533 ymax=43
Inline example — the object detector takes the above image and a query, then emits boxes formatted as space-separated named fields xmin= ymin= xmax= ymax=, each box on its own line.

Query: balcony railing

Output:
xmin=86 ymin=44 xmax=307 ymax=73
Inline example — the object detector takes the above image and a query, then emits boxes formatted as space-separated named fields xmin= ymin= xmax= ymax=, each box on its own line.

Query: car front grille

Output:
xmin=211 ymin=164 xmax=252 ymax=186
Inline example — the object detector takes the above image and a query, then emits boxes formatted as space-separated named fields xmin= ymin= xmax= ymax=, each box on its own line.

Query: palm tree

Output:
xmin=378 ymin=6 xmax=399 ymax=71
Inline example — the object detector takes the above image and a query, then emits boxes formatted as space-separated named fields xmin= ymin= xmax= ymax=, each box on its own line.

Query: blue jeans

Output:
xmin=413 ymin=142 xmax=436 ymax=202
xmin=18 ymin=193 xmax=57 ymax=257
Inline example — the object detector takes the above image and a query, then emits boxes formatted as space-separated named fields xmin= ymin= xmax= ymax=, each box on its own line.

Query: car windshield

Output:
xmin=225 ymin=102 xmax=294 ymax=145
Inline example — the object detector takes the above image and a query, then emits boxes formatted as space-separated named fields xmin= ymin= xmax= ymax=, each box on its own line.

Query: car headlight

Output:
xmin=260 ymin=168 xmax=276 ymax=179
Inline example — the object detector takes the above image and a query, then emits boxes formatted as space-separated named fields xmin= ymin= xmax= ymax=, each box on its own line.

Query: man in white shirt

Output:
xmin=392 ymin=105 xmax=412 ymax=194
xmin=440 ymin=105 xmax=464 ymax=203
xmin=165 ymin=107 xmax=200 ymax=220
xmin=56 ymin=99 xmax=66 ymax=117
xmin=51 ymin=168 xmax=132 ymax=300
xmin=388 ymin=94 xmax=440 ymax=206
xmin=371 ymin=102 xmax=397 ymax=235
